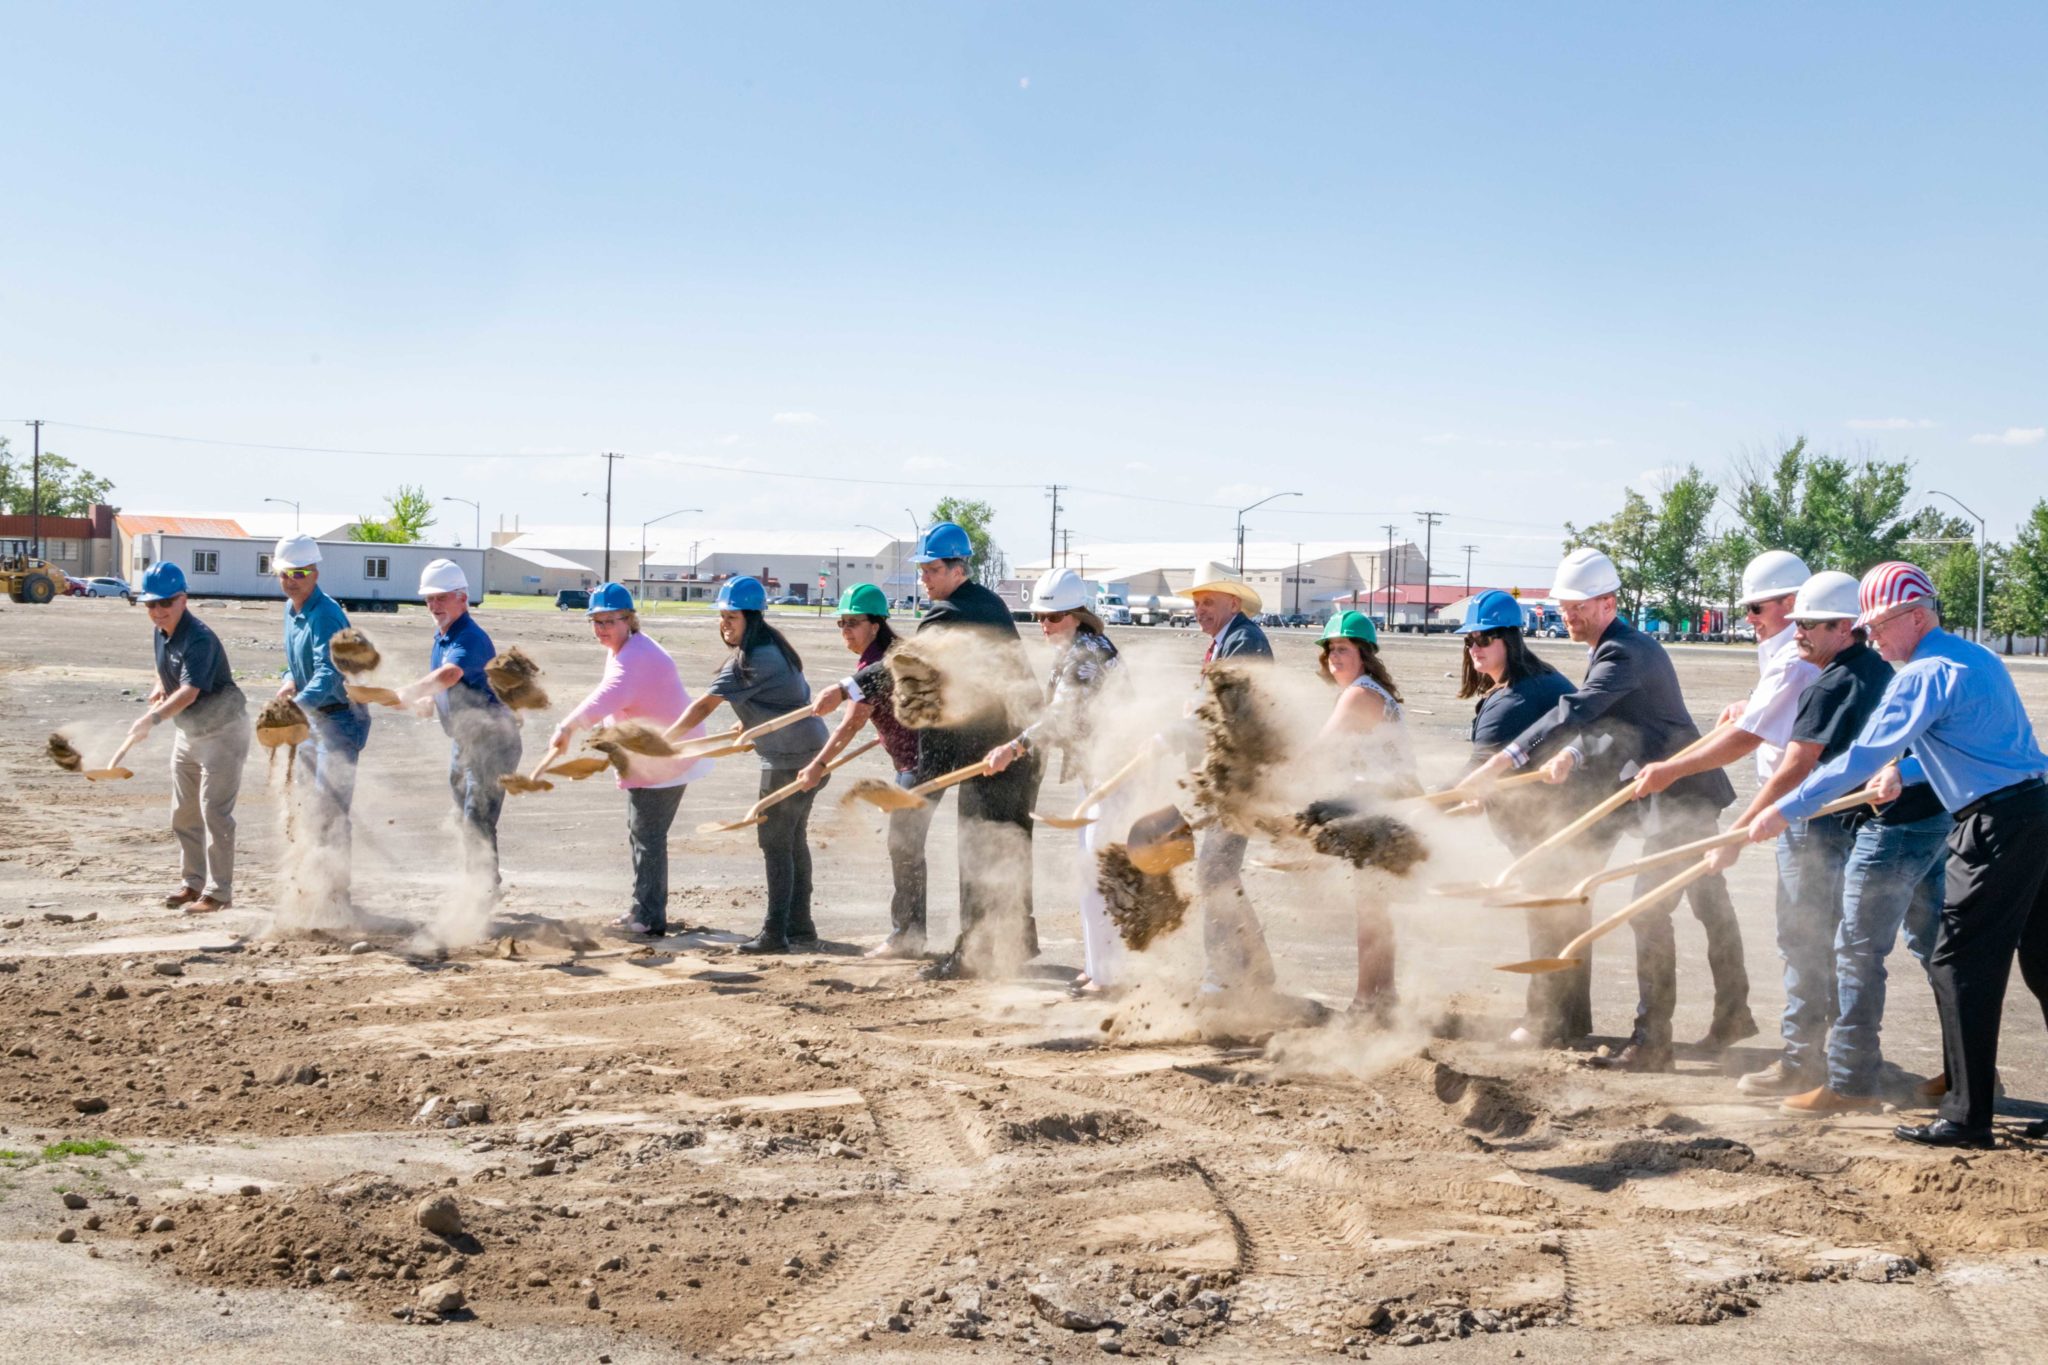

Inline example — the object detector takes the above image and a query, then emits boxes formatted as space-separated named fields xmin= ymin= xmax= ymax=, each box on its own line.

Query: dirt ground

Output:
xmin=5 ymin=595 xmax=2048 ymax=1364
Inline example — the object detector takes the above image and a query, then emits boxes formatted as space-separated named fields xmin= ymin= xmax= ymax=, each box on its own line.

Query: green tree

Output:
xmin=350 ymin=484 xmax=437 ymax=544
xmin=1727 ymin=438 xmax=1915 ymax=573
xmin=1565 ymin=487 xmax=1655 ymax=623
xmin=1902 ymin=507 xmax=1996 ymax=639
xmin=1992 ymin=500 xmax=2048 ymax=650
xmin=927 ymin=496 xmax=1005 ymax=588
xmin=1643 ymin=466 xmax=1719 ymax=630
xmin=0 ymin=437 xmax=116 ymax=515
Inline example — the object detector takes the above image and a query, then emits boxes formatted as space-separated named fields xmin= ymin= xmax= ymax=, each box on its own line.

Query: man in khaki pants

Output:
xmin=130 ymin=562 xmax=250 ymax=912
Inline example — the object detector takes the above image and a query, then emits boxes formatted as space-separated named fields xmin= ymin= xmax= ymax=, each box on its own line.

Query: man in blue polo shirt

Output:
xmin=131 ymin=562 xmax=250 ymax=912
xmin=274 ymin=534 xmax=372 ymax=899
xmin=395 ymin=558 xmax=521 ymax=889
xmin=1751 ymin=562 xmax=2048 ymax=1148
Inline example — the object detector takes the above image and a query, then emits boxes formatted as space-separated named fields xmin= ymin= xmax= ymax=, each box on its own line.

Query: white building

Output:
xmin=1012 ymin=539 xmax=1431 ymax=619
xmin=486 ymin=525 xmax=922 ymax=605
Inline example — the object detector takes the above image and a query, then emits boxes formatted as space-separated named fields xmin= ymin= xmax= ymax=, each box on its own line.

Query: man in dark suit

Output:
xmin=816 ymin=522 xmax=1042 ymax=980
xmin=1181 ymin=561 xmax=1278 ymax=996
xmin=1472 ymin=547 xmax=1754 ymax=1070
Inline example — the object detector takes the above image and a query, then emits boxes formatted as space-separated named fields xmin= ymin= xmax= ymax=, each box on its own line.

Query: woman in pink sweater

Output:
xmin=531 ymin=584 xmax=712 ymax=935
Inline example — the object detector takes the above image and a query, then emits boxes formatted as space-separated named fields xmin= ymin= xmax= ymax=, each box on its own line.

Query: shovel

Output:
xmin=82 ymin=733 xmax=144 ymax=782
xmin=1486 ymin=790 xmax=1873 ymax=910
xmin=544 ymin=756 xmax=611 ymax=781
xmin=344 ymin=683 xmax=404 ymax=709
xmin=1125 ymin=805 xmax=1196 ymax=876
xmin=499 ymin=774 xmax=555 ymax=795
xmin=1031 ymin=744 xmax=1157 ymax=829
xmin=1428 ymin=725 xmax=1730 ymax=901
xmin=697 ymin=739 xmax=880 ymax=833
xmin=1411 ymin=769 xmax=1551 ymax=809
xmin=846 ymin=753 xmax=1001 ymax=813
xmin=673 ymin=709 xmax=813 ymax=760
xmin=1495 ymin=859 xmax=1719 ymax=975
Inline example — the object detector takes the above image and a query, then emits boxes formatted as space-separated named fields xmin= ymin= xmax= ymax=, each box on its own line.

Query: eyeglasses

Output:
xmin=590 ymin=613 xmax=627 ymax=627
xmin=1792 ymin=618 xmax=1843 ymax=632
xmin=1464 ymin=631 xmax=1502 ymax=649
xmin=1037 ymin=610 xmax=1072 ymax=623
xmin=279 ymin=568 xmax=315 ymax=580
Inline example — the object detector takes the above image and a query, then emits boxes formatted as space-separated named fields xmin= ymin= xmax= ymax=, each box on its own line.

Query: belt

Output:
xmin=1956 ymin=775 xmax=2047 ymax=822
xmin=317 ymin=701 xmax=353 ymax=716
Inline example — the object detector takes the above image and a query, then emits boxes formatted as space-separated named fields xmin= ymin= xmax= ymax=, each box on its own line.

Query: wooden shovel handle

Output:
xmin=1494 ymin=724 xmax=1730 ymax=886
xmin=1070 ymin=745 xmax=1156 ymax=818
xmin=102 ymin=733 xmax=143 ymax=773
xmin=1417 ymin=769 xmax=1550 ymax=807
xmin=745 ymin=739 xmax=880 ymax=818
xmin=738 ymin=708 xmax=816 ymax=745
xmin=909 ymin=756 xmax=997 ymax=798
xmin=1555 ymin=858 xmax=1718 ymax=961
xmin=1575 ymin=789 xmax=1873 ymax=893
xmin=668 ymin=720 xmax=747 ymax=758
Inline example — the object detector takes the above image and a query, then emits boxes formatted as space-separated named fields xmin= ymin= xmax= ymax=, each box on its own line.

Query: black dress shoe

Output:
xmin=786 ymin=930 xmax=820 ymax=949
xmin=1588 ymin=1041 xmax=1675 ymax=1073
xmin=1893 ymin=1119 xmax=1995 ymax=1149
xmin=1694 ymin=1009 xmax=1760 ymax=1050
xmin=918 ymin=952 xmax=973 ymax=982
xmin=736 ymin=932 xmax=789 ymax=956
xmin=2022 ymin=1119 xmax=2048 ymax=1141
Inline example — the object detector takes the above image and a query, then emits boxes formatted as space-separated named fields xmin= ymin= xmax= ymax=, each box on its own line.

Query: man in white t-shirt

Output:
xmin=1632 ymin=550 xmax=1826 ymax=1094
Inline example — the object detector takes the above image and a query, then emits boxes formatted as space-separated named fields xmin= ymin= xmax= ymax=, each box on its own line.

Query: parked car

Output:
xmin=769 ymin=594 xmax=806 ymax=606
xmin=78 ymin=577 xmax=134 ymax=602
xmin=554 ymin=589 xmax=591 ymax=612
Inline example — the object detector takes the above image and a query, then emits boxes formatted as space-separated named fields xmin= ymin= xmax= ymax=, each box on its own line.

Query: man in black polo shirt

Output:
xmin=130 ymin=562 xmax=249 ymax=912
xmin=1708 ymin=571 xmax=1948 ymax=1114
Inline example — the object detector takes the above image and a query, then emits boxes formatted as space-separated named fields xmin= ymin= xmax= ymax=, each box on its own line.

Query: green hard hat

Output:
xmin=839 ymin=582 xmax=890 ymax=617
xmin=1320 ymin=610 xmax=1378 ymax=647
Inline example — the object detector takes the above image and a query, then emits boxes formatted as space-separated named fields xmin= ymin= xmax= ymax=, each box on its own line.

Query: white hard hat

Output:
xmin=1551 ymin=546 xmax=1622 ymax=602
xmin=273 ymin=534 xmax=322 ymax=570
xmin=1790 ymin=570 xmax=1860 ymax=622
xmin=1739 ymin=549 xmax=1811 ymax=606
xmin=1028 ymin=567 xmax=1091 ymax=614
xmin=418 ymin=558 xmax=469 ymax=596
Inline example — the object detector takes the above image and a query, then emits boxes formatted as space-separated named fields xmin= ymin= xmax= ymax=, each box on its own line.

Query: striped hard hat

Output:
xmin=1856 ymin=561 xmax=1936 ymax=629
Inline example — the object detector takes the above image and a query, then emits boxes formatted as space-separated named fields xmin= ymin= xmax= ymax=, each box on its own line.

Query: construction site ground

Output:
xmin=4 ymin=596 xmax=2046 ymax=1364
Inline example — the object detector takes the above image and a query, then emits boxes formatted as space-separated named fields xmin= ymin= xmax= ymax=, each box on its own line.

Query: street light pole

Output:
xmin=263 ymin=497 xmax=302 ymax=533
xmin=441 ymin=497 xmax=480 ymax=549
xmin=855 ymin=524 xmax=898 ymax=603
xmin=1930 ymin=489 xmax=1988 ymax=641
xmin=640 ymin=508 xmax=701 ymax=604
xmin=1234 ymin=491 xmax=1301 ymax=575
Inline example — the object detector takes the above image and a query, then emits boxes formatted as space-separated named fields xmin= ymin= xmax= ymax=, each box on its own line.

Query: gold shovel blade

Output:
xmin=842 ymin=778 xmax=925 ymax=813
xmin=1494 ymin=956 xmax=1584 ymax=975
xmin=498 ymin=775 xmax=554 ymax=795
xmin=82 ymin=768 xmax=134 ymax=782
xmin=544 ymin=757 xmax=610 ymax=781
xmin=344 ymin=684 xmax=402 ymax=708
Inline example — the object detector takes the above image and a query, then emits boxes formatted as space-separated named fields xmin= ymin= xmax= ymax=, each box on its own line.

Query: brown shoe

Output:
xmin=183 ymin=895 xmax=229 ymax=914
xmin=1781 ymin=1086 xmax=1882 ymax=1118
xmin=1913 ymin=1070 xmax=2003 ymax=1101
xmin=164 ymin=887 xmax=201 ymax=910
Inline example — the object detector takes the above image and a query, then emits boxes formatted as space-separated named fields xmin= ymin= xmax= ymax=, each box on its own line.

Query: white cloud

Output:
xmin=1969 ymin=426 xmax=2045 ymax=446
xmin=714 ymin=432 xmax=741 ymax=447
xmin=771 ymin=411 xmax=823 ymax=425
xmin=1419 ymin=432 xmax=1614 ymax=451
xmin=901 ymin=455 xmax=952 ymax=474
xmin=1847 ymin=417 xmax=1935 ymax=430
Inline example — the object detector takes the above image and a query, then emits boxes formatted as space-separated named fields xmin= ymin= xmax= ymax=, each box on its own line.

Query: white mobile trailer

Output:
xmin=131 ymin=534 xmax=486 ymax=613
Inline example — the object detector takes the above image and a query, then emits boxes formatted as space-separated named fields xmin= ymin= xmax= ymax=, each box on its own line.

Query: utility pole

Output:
xmin=1059 ymin=527 xmax=1073 ymax=567
xmin=600 ymin=452 xmax=624 ymax=581
xmin=1046 ymin=485 xmax=1066 ymax=566
xmin=1414 ymin=511 xmax=1444 ymax=631
xmin=1292 ymin=542 xmax=1302 ymax=615
xmin=1380 ymin=522 xmax=1398 ymax=628
xmin=1234 ymin=491 xmax=1302 ymax=574
xmin=29 ymin=419 xmax=43 ymax=559
xmin=1460 ymin=544 xmax=1478 ymax=600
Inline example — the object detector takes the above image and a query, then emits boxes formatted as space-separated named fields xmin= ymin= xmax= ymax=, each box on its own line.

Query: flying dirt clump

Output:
xmin=1097 ymin=842 xmax=1190 ymax=950
xmin=586 ymin=720 xmax=676 ymax=776
xmin=255 ymin=696 xmax=311 ymax=747
xmin=885 ymin=640 xmax=947 ymax=729
xmin=484 ymin=647 xmax=548 ymax=710
xmin=46 ymin=733 xmax=83 ymax=773
xmin=1189 ymin=663 xmax=1289 ymax=830
xmin=1293 ymin=799 xmax=1431 ymax=875
xmin=327 ymin=628 xmax=381 ymax=676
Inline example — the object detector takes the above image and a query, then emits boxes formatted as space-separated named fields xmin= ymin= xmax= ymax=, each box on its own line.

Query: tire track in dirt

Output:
xmin=1939 ymin=1261 xmax=2048 ymax=1365
xmin=1562 ymin=1227 xmax=1678 ymax=1328
xmin=725 ymin=1084 xmax=980 ymax=1357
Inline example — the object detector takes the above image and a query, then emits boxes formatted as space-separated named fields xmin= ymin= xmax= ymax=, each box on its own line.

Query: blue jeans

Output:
xmin=1775 ymin=814 xmax=1856 ymax=1070
xmin=303 ymin=702 xmax=371 ymax=862
xmin=448 ymin=714 xmax=521 ymax=887
xmin=1827 ymin=812 xmax=1948 ymax=1096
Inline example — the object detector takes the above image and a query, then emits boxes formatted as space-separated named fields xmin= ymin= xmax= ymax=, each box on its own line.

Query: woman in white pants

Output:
xmin=986 ymin=568 xmax=1129 ymax=993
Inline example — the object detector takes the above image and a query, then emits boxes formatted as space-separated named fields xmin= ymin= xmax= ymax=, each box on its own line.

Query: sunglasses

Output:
xmin=279 ymin=567 xmax=316 ymax=580
xmin=1792 ymin=618 xmax=1844 ymax=631
xmin=1464 ymin=631 xmax=1503 ymax=649
xmin=1037 ymin=610 xmax=1072 ymax=623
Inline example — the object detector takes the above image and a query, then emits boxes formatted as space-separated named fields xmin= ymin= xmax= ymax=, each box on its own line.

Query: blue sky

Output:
xmin=4 ymin=2 xmax=2043 ymax=580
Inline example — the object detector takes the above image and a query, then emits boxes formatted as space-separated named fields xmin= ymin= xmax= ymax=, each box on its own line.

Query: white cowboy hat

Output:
xmin=1185 ymin=560 xmax=1262 ymax=615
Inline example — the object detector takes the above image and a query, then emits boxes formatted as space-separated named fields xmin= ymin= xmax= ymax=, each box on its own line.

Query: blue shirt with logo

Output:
xmin=430 ymin=610 xmax=506 ymax=733
xmin=284 ymin=586 xmax=350 ymax=709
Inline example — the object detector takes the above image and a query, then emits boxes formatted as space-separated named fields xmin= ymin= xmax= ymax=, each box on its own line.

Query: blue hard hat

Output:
xmin=910 ymin=521 xmax=972 ymax=564
xmin=138 ymin=562 xmax=187 ymax=603
xmin=715 ymin=575 xmax=767 ymax=612
xmin=1456 ymin=589 xmax=1525 ymax=634
xmin=587 ymin=581 xmax=635 ymax=615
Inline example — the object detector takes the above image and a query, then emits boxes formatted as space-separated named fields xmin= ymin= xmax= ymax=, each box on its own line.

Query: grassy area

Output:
xmin=0 ymin=1138 xmax=132 ymax=1167
xmin=480 ymin=594 xmax=895 ymax=620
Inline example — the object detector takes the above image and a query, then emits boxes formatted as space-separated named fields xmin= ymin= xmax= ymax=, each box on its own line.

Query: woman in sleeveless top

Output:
xmin=1315 ymin=611 xmax=1413 ymax=1018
